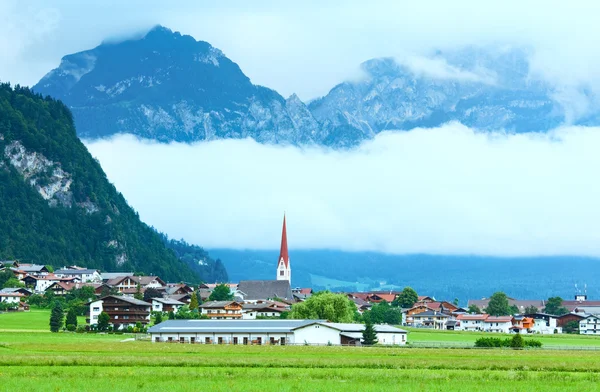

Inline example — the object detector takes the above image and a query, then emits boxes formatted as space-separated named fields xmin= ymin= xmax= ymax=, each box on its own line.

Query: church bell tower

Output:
xmin=276 ymin=214 xmax=291 ymax=283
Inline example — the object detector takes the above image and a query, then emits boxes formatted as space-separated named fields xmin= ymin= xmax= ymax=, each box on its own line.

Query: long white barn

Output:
xmin=148 ymin=320 xmax=407 ymax=346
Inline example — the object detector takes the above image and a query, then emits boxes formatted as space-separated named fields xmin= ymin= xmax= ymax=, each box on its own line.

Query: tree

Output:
xmin=290 ymin=291 xmax=356 ymax=323
xmin=453 ymin=298 xmax=459 ymax=306
xmin=168 ymin=311 xmax=175 ymax=320
xmin=393 ymin=287 xmax=418 ymax=308
xmin=143 ymin=287 xmax=162 ymax=302
xmin=544 ymin=297 xmax=569 ymax=316
xmin=45 ymin=265 xmax=54 ymax=273
xmin=133 ymin=283 xmax=143 ymax=300
xmin=208 ymin=284 xmax=233 ymax=301
xmin=0 ymin=270 xmax=15 ymax=288
xmin=509 ymin=305 xmax=519 ymax=315
xmin=468 ymin=304 xmax=481 ymax=314
xmin=510 ymin=333 xmax=524 ymax=349
xmin=49 ymin=301 xmax=64 ymax=332
xmin=362 ymin=320 xmax=377 ymax=346
xmin=364 ymin=301 xmax=402 ymax=325
xmin=486 ymin=292 xmax=510 ymax=316
xmin=154 ymin=312 xmax=163 ymax=324
xmin=563 ymin=320 xmax=579 ymax=334
xmin=97 ymin=311 xmax=110 ymax=332
xmin=65 ymin=307 xmax=78 ymax=328
xmin=189 ymin=291 xmax=199 ymax=311
xmin=2 ymin=277 xmax=25 ymax=289
xmin=524 ymin=305 xmax=539 ymax=314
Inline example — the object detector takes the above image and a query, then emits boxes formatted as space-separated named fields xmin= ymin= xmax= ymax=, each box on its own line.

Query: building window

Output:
xmin=280 ymin=270 xmax=284 ymax=276
xmin=205 ymin=337 xmax=211 ymax=344
xmin=243 ymin=337 xmax=249 ymax=345
xmin=233 ymin=337 xmax=238 ymax=345
xmin=218 ymin=337 xmax=223 ymax=344
xmin=93 ymin=307 xmax=100 ymax=312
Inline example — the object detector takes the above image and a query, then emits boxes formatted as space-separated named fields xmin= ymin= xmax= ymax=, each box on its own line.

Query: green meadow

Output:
xmin=1 ymin=311 xmax=600 ymax=391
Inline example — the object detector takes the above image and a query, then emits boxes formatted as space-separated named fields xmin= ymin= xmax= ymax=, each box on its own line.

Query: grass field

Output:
xmin=2 ymin=311 xmax=600 ymax=391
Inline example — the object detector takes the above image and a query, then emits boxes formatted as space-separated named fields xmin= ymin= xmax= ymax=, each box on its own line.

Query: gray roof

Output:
xmin=100 ymin=295 xmax=151 ymax=306
xmin=323 ymin=323 xmax=407 ymax=333
xmin=55 ymin=269 xmax=98 ymax=275
xmin=101 ymin=272 xmax=134 ymax=280
xmin=412 ymin=310 xmax=450 ymax=318
xmin=18 ymin=264 xmax=47 ymax=272
xmin=148 ymin=319 xmax=324 ymax=334
xmin=0 ymin=288 xmax=32 ymax=294
xmin=237 ymin=280 xmax=293 ymax=301
xmin=152 ymin=297 xmax=185 ymax=305
xmin=199 ymin=301 xmax=240 ymax=308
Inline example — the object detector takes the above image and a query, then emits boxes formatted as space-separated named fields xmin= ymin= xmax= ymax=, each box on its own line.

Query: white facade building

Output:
xmin=580 ymin=315 xmax=600 ymax=335
xmin=152 ymin=298 xmax=184 ymax=313
xmin=0 ymin=292 xmax=24 ymax=304
xmin=55 ymin=268 xmax=102 ymax=283
xmin=483 ymin=316 xmax=513 ymax=333
xmin=456 ymin=314 xmax=488 ymax=331
xmin=148 ymin=320 xmax=408 ymax=346
xmin=89 ymin=299 xmax=103 ymax=324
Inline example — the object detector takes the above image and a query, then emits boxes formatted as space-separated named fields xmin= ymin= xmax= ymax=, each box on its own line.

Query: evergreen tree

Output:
xmin=362 ymin=320 xmax=377 ymax=346
xmin=65 ymin=307 xmax=78 ymax=328
xmin=49 ymin=301 xmax=64 ymax=332
xmin=208 ymin=284 xmax=234 ymax=301
xmin=168 ymin=311 xmax=175 ymax=320
xmin=510 ymin=333 xmax=525 ymax=349
xmin=189 ymin=292 xmax=199 ymax=311
xmin=97 ymin=311 xmax=110 ymax=332
xmin=134 ymin=283 xmax=143 ymax=300
xmin=154 ymin=312 xmax=163 ymax=324
xmin=486 ymin=292 xmax=510 ymax=316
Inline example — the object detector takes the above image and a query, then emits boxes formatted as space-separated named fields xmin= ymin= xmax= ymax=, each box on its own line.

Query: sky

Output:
xmin=4 ymin=1 xmax=600 ymax=256
xmin=2 ymin=0 xmax=600 ymax=100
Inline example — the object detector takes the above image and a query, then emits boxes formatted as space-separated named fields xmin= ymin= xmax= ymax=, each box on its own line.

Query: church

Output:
xmin=235 ymin=215 xmax=293 ymax=302
xmin=276 ymin=215 xmax=291 ymax=282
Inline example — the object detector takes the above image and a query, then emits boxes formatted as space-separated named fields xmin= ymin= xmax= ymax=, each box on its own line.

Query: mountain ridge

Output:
xmin=0 ymin=82 xmax=225 ymax=283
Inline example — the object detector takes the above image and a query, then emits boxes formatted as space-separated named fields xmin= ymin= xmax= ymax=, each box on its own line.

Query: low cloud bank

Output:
xmin=86 ymin=123 xmax=600 ymax=257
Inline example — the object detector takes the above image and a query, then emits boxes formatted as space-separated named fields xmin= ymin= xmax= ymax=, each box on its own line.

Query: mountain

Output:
xmin=309 ymin=48 xmax=565 ymax=141
xmin=34 ymin=27 xmax=598 ymax=148
xmin=210 ymin=248 xmax=600 ymax=304
xmin=33 ymin=26 xmax=322 ymax=145
xmin=0 ymin=82 xmax=225 ymax=283
xmin=160 ymin=235 xmax=228 ymax=283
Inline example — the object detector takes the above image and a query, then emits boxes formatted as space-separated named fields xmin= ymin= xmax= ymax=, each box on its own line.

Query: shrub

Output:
xmin=66 ymin=324 xmax=76 ymax=332
xmin=525 ymin=339 xmax=542 ymax=348
xmin=510 ymin=334 xmax=525 ymax=349
xmin=76 ymin=325 xmax=86 ymax=333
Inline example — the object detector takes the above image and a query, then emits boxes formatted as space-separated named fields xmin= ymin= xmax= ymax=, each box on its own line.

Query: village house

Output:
xmin=16 ymin=264 xmax=50 ymax=277
xmin=106 ymin=275 xmax=166 ymax=294
xmin=510 ymin=316 xmax=534 ymax=333
xmin=87 ymin=295 xmax=151 ymax=329
xmin=242 ymin=301 xmax=288 ymax=319
xmin=0 ymin=292 xmax=25 ymax=304
xmin=54 ymin=268 xmax=102 ymax=283
xmin=483 ymin=316 xmax=513 ymax=333
xmin=0 ymin=287 xmax=31 ymax=297
xmin=411 ymin=310 xmax=449 ymax=329
xmin=456 ymin=314 xmax=488 ymax=331
xmin=31 ymin=274 xmax=80 ymax=293
xmin=523 ymin=313 xmax=561 ymax=334
xmin=148 ymin=320 xmax=407 ymax=346
xmin=467 ymin=298 xmax=545 ymax=314
xmin=579 ymin=315 xmax=600 ymax=335
xmin=199 ymin=301 xmax=243 ymax=319
xmin=557 ymin=312 xmax=586 ymax=328
xmin=152 ymin=297 xmax=185 ymax=313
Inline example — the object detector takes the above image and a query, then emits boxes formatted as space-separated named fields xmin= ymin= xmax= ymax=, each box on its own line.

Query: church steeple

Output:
xmin=276 ymin=214 xmax=291 ymax=282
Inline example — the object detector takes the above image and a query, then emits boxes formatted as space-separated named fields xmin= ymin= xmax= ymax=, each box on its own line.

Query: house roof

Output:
xmin=457 ymin=314 xmax=488 ymax=321
xmin=369 ymin=294 xmax=396 ymax=302
xmin=101 ymin=272 xmax=134 ymax=281
xmin=0 ymin=288 xmax=32 ymax=295
xmin=321 ymin=322 xmax=407 ymax=334
xmin=200 ymin=301 xmax=241 ymax=308
xmin=485 ymin=316 xmax=513 ymax=323
xmin=237 ymin=280 xmax=293 ymax=301
xmin=18 ymin=264 xmax=47 ymax=272
xmin=468 ymin=298 xmax=545 ymax=310
xmin=168 ymin=294 xmax=191 ymax=302
xmin=412 ymin=310 xmax=450 ymax=318
xmin=148 ymin=319 xmax=323 ymax=334
xmin=152 ymin=297 xmax=185 ymax=305
xmin=98 ymin=295 xmax=151 ymax=306
xmin=55 ymin=269 xmax=99 ymax=275
xmin=0 ymin=292 xmax=24 ymax=297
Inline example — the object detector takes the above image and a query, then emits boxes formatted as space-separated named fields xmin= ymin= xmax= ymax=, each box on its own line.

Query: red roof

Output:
xmin=485 ymin=316 xmax=513 ymax=323
xmin=278 ymin=214 xmax=289 ymax=268
xmin=457 ymin=314 xmax=488 ymax=321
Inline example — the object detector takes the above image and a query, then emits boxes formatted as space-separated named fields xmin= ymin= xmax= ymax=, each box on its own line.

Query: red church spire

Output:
xmin=279 ymin=214 xmax=289 ymax=267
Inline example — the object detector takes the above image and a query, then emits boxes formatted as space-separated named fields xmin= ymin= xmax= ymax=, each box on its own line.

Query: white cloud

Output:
xmin=397 ymin=55 xmax=497 ymax=84
xmin=85 ymin=123 xmax=600 ymax=257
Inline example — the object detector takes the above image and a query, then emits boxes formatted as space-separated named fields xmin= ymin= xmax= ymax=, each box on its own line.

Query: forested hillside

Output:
xmin=0 ymin=83 xmax=224 ymax=282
